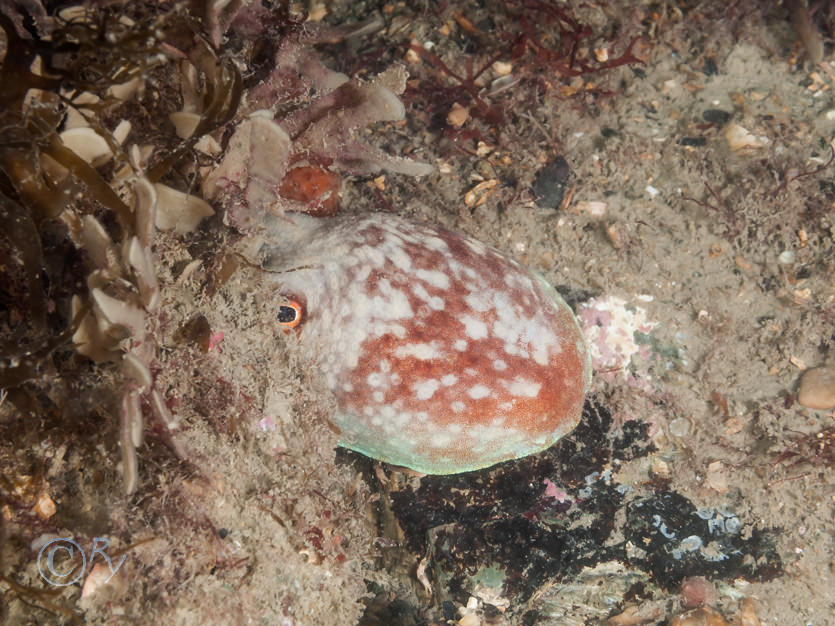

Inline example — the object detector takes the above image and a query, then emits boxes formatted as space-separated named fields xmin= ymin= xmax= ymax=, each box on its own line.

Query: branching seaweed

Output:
xmin=399 ymin=0 xmax=643 ymax=155
xmin=0 ymin=572 xmax=82 ymax=625
xmin=768 ymin=426 xmax=835 ymax=487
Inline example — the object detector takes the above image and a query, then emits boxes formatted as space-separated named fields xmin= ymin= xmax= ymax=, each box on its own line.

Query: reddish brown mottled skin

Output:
xmin=263 ymin=212 xmax=591 ymax=473
xmin=278 ymin=165 xmax=341 ymax=216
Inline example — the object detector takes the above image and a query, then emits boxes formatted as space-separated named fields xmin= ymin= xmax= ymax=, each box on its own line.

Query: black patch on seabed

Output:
xmin=357 ymin=400 xmax=782 ymax=618
xmin=624 ymin=491 xmax=782 ymax=584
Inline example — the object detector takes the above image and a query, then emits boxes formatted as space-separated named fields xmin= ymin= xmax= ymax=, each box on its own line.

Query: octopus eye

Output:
xmin=277 ymin=300 xmax=303 ymax=328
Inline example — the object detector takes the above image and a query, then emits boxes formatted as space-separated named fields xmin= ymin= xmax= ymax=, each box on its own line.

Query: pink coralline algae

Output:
xmin=260 ymin=212 xmax=592 ymax=474
xmin=578 ymin=295 xmax=658 ymax=390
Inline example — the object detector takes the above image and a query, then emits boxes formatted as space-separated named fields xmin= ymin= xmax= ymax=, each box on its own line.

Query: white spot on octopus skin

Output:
xmin=394 ymin=342 xmax=439 ymax=360
xmin=412 ymin=283 xmax=428 ymax=299
xmin=464 ymin=239 xmax=488 ymax=255
xmin=465 ymin=292 xmax=491 ymax=312
xmin=468 ymin=384 xmax=491 ymax=399
xmin=362 ymin=279 xmax=413 ymax=321
xmin=447 ymin=259 xmax=465 ymax=279
xmin=361 ymin=245 xmax=385 ymax=267
xmin=461 ymin=315 xmax=488 ymax=340
xmin=451 ymin=401 xmax=466 ymax=413
xmin=387 ymin=242 xmax=412 ymax=271
xmin=431 ymin=432 xmax=453 ymax=448
xmin=413 ymin=379 xmax=440 ymax=400
xmin=415 ymin=269 xmax=450 ymax=290
xmin=493 ymin=359 xmax=508 ymax=371
xmin=441 ymin=374 xmax=458 ymax=386
xmin=428 ymin=296 xmax=444 ymax=310
xmin=385 ymin=324 xmax=406 ymax=338
xmin=506 ymin=377 xmax=541 ymax=398
xmin=521 ymin=320 xmax=558 ymax=363
xmin=454 ymin=339 xmax=468 ymax=351
xmin=412 ymin=283 xmax=444 ymax=311
xmin=419 ymin=236 xmax=449 ymax=253
xmin=532 ymin=342 xmax=549 ymax=366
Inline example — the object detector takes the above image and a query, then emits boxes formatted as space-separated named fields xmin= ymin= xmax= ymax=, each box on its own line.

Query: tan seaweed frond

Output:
xmin=0 ymin=3 xmax=238 ymax=496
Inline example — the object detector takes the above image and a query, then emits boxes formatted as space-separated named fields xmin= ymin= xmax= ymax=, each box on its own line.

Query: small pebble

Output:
xmin=777 ymin=250 xmax=795 ymax=264
xmin=680 ymin=576 xmax=717 ymax=609
xmin=34 ymin=492 xmax=56 ymax=520
xmin=797 ymin=364 xmax=835 ymax=410
xmin=669 ymin=417 xmax=691 ymax=438
xmin=702 ymin=109 xmax=732 ymax=125
xmin=458 ymin=614 xmax=480 ymax=626
xmin=705 ymin=461 xmax=728 ymax=494
xmin=491 ymin=60 xmax=512 ymax=76
xmin=607 ymin=604 xmax=664 ymax=625
xmin=174 ymin=314 xmax=212 ymax=351
xmin=651 ymin=458 xmax=671 ymax=479
xmin=442 ymin=601 xmax=457 ymax=620
xmin=669 ymin=606 xmax=729 ymax=626
xmin=604 ymin=222 xmax=626 ymax=249
xmin=447 ymin=102 xmax=469 ymax=127
xmin=532 ymin=156 xmax=572 ymax=209
xmin=725 ymin=123 xmax=767 ymax=150
xmin=81 ymin=562 xmax=112 ymax=598
xmin=737 ymin=598 xmax=761 ymax=626
xmin=575 ymin=200 xmax=607 ymax=217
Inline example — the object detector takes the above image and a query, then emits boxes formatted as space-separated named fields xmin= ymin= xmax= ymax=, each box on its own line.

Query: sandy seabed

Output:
xmin=1 ymin=1 xmax=833 ymax=625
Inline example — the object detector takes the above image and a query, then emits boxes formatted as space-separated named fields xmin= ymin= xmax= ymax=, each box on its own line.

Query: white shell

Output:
xmin=153 ymin=183 xmax=214 ymax=234
xmin=60 ymin=127 xmax=113 ymax=166
xmin=169 ymin=111 xmax=202 ymax=139
xmin=725 ymin=123 xmax=768 ymax=151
